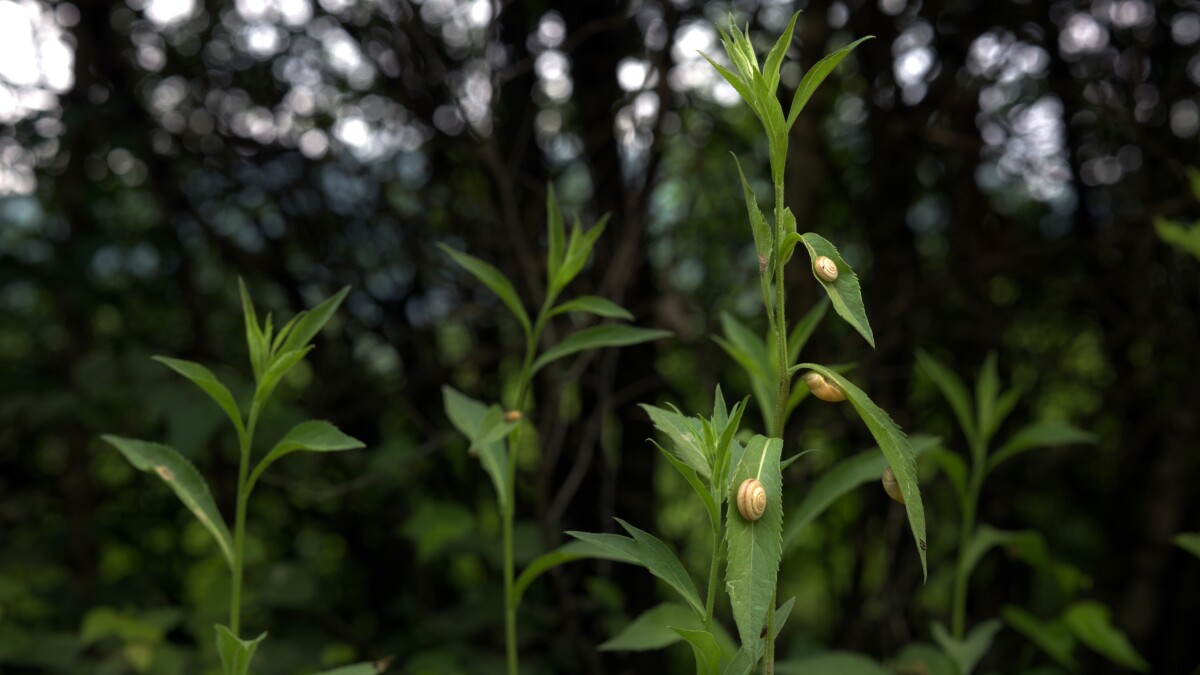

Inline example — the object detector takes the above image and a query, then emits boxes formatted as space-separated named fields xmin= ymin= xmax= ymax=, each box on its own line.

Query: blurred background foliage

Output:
xmin=1 ymin=0 xmax=1198 ymax=672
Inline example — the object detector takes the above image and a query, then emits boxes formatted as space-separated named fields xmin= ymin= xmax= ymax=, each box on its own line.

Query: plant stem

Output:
xmin=229 ymin=401 xmax=260 ymax=637
xmin=764 ymin=177 xmax=790 ymax=675
xmin=704 ymin=524 xmax=723 ymax=630
xmin=951 ymin=440 xmax=986 ymax=639
xmin=502 ymin=295 xmax=555 ymax=675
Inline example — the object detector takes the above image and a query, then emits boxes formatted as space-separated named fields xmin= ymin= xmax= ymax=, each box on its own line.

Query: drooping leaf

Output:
xmin=151 ymin=357 xmax=246 ymax=444
xmin=438 ymin=244 xmax=532 ymax=336
xmin=932 ymin=619 xmax=1003 ymax=675
xmin=566 ymin=519 xmax=705 ymax=617
xmin=724 ymin=436 xmax=783 ymax=664
xmin=1174 ymin=532 xmax=1200 ymax=559
xmin=655 ymin=441 xmax=719 ymax=530
xmin=512 ymin=540 xmax=621 ymax=606
xmin=441 ymin=386 xmax=511 ymax=512
xmin=1063 ymin=602 xmax=1149 ymax=672
xmin=731 ymin=154 xmax=773 ymax=267
xmin=781 ymin=435 xmax=938 ymax=549
xmin=277 ymin=285 xmax=351 ymax=355
xmin=101 ymin=436 xmax=233 ymax=568
xmin=531 ymin=325 xmax=670 ymax=374
xmin=549 ymin=295 xmax=634 ymax=321
xmin=214 ymin=625 xmax=267 ymax=675
xmin=915 ymin=349 xmax=978 ymax=448
xmin=671 ymin=628 xmax=722 ymax=675
xmin=798 ymin=233 xmax=875 ymax=347
xmin=774 ymin=652 xmax=890 ymax=675
xmin=795 ymin=364 xmax=927 ymax=576
xmin=786 ymin=36 xmax=873 ymax=129
xmin=246 ymin=421 xmax=364 ymax=493
xmin=988 ymin=422 xmax=1097 ymax=472
xmin=1001 ymin=605 xmax=1079 ymax=672
xmin=597 ymin=603 xmax=704 ymax=652
xmin=641 ymin=404 xmax=711 ymax=480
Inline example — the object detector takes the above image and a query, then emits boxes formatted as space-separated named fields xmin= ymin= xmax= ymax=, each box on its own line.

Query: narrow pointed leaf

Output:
xmin=701 ymin=53 xmax=757 ymax=108
xmin=787 ymin=36 xmax=873 ymax=129
xmin=725 ymin=436 xmax=783 ymax=663
xmin=513 ymin=539 xmax=621 ymax=606
xmin=278 ymin=285 xmax=351 ymax=354
xmin=931 ymin=619 xmax=1003 ymax=675
xmin=731 ymin=154 xmax=773 ymax=265
xmin=796 ymin=364 xmax=927 ymax=576
xmin=915 ymin=349 xmax=978 ymax=446
xmin=799 ymin=233 xmax=874 ymax=347
xmin=762 ymin=11 xmax=800 ymax=94
xmin=1001 ymin=606 xmax=1079 ymax=672
xmin=101 ymin=436 xmax=233 ymax=567
xmin=962 ymin=525 xmax=1041 ymax=582
xmin=774 ymin=652 xmax=891 ymax=675
xmin=975 ymin=352 xmax=1001 ymax=444
xmin=253 ymin=346 xmax=313 ymax=409
xmin=151 ymin=357 xmax=245 ymax=444
xmin=547 ymin=184 xmax=565 ymax=285
xmin=598 ymin=603 xmax=703 ymax=652
xmin=928 ymin=448 xmax=968 ymax=504
xmin=654 ymin=440 xmax=719 ymax=530
xmin=988 ymin=422 xmax=1097 ymax=472
xmin=247 ymin=420 xmax=364 ymax=492
xmin=312 ymin=664 xmax=380 ymax=675
xmin=1174 ymin=532 xmax=1200 ymax=559
xmin=555 ymin=214 xmax=610 ymax=292
xmin=238 ymin=278 xmax=266 ymax=381
xmin=1063 ymin=602 xmax=1149 ymax=672
xmin=672 ymin=628 xmax=722 ymax=675
xmin=722 ymin=597 xmax=798 ymax=675
xmin=549 ymin=296 xmax=634 ymax=321
xmin=438 ymin=244 xmax=532 ymax=336
xmin=782 ymin=435 xmax=938 ymax=549
xmin=641 ymin=404 xmax=711 ymax=480
xmin=531 ymin=325 xmax=670 ymax=374
xmin=214 ymin=625 xmax=267 ymax=675
xmin=566 ymin=519 xmax=704 ymax=617
xmin=787 ymin=298 xmax=829 ymax=363
xmin=441 ymin=387 xmax=512 ymax=512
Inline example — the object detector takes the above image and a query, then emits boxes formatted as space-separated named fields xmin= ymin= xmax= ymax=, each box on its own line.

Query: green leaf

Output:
xmin=641 ymin=404 xmax=711 ymax=480
xmin=566 ymin=519 xmax=704 ymax=617
xmin=932 ymin=619 xmax=1002 ymax=675
xmin=787 ymin=298 xmax=829 ymax=363
xmin=513 ymin=540 xmax=621 ymax=606
xmin=1174 ymin=532 xmax=1200 ymax=559
xmin=246 ymin=420 xmax=364 ymax=493
xmin=928 ymin=448 xmax=968 ymax=505
xmin=962 ymin=525 xmax=1040 ymax=583
xmin=988 ymin=422 xmax=1097 ymax=472
xmin=795 ymin=364 xmax=927 ymax=577
xmin=721 ymin=598 xmax=797 ymax=675
xmin=975 ymin=352 xmax=1001 ymax=445
xmin=798 ymin=233 xmax=875 ymax=347
xmin=786 ymin=36 xmax=873 ymax=129
xmin=672 ymin=627 xmax=722 ymax=675
xmin=655 ymin=441 xmax=719 ymax=531
xmin=214 ymin=625 xmax=267 ymax=675
xmin=549 ymin=295 xmax=634 ymax=321
xmin=701 ymin=52 xmax=757 ymax=110
xmin=253 ymin=346 xmax=313 ymax=409
xmin=762 ymin=11 xmax=800 ymax=96
xmin=438 ymin=243 xmax=532 ymax=336
xmin=1062 ymin=601 xmax=1149 ymax=672
xmin=238 ymin=278 xmax=267 ymax=381
xmin=101 ymin=436 xmax=233 ymax=568
xmin=597 ymin=603 xmax=704 ymax=652
xmin=894 ymin=643 xmax=958 ymax=675
xmin=555 ymin=214 xmax=610 ymax=292
xmin=312 ymin=664 xmax=380 ymax=675
xmin=151 ymin=357 xmax=246 ymax=445
xmin=532 ymin=324 xmax=670 ymax=374
xmin=1155 ymin=216 xmax=1200 ymax=260
xmin=725 ymin=436 xmax=783 ymax=664
xmin=714 ymin=312 xmax=775 ymax=429
xmin=731 ymin=154 xmax=773 ymax=270
xmin=774 ymin=652 xmax=890 ymax=675
xmin=278 ymin=285 xmax=351 ymax=355
xmin=915 ymin=349 xmax=978 ymax=448
xmin=441 ymin=386 xmax=511 ymax=512
xmin=547 ymin=184 xmax=566 ymax=286
xmin=1001 ymin=606 xmax=1079 ymax=672
xmin=781 ymin=435 xmax=938 ymax=549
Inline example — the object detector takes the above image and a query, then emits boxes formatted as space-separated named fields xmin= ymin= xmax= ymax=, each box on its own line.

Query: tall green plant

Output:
xmin=439 ymin=186 xmax=670 ymax=675
xmin=913 ymin=350 xmax=1148 ymax=674
xmin=102 ymin=281 xmax=371 ymax=675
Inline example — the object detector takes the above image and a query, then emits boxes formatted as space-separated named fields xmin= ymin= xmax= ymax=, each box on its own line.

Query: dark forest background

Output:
xmin=1 ymin=0 xmax=1199 ymax=672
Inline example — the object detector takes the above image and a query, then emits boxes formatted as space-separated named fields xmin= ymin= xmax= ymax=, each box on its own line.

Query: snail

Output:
xmin=504 ymin=410 xmax=522 ymax=423
xmin=813 ymin=255 xmax=839 ymax=282
xmin=881 ymin=467 xmax=904 ymax=504
xmin=802 ymin=371 xmax=846 ymax=403
xmin=737 ymin=478 xmax=767 ymax=521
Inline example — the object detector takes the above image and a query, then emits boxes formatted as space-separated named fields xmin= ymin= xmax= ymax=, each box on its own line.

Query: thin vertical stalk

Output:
xmin=704 ymin=524 xmax=724 ymax=630
xmin=229 ymin=401 xmax=260 ymax=636
xmin=951 ymin=440 xmax=986 ymax=639
xmin=764 ymin=177 xmax=790 ymax=675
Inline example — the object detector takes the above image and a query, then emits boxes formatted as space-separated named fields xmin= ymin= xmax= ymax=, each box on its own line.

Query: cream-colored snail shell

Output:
xmin=813 ymin=256 xmax=839 ymax=282
xmin=802 ymin=371 xmax=847 ymax=403
xmin=504 ymin=410 xmax=522 ymax=423
xmin=881 ymin=467 xmax=905 ymax=504
xmin=737 ymin=478 xmax=767 ymax=521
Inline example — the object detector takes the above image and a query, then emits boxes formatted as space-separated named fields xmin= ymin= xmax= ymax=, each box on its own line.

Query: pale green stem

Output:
xmin=704 ymin=523 xmax=724 ymax=630
xmin=951 ymin=439 xmax=987 ymax=639
xmin=230 ymin=401 xmax=261 ymax=637
xmin=764 ymin=174 xmax=789 ymax=675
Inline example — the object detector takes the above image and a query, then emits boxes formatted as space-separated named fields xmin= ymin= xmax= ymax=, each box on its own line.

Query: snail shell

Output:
xmin=881 ymin=467 xmax=905 ymax=504
xmin=802 ymin=371 xmax=847 ymax=403
xmin=737 ymin=478 xmax=767 ymax=521
xmin=504 ymin=410 xmax=522 ymax=423
xmin=813 ymin=256 xmax=839 ymax=282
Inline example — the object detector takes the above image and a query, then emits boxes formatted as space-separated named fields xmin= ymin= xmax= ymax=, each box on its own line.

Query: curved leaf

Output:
xmin=597 ymin=603 xmax=702 ymax=652
xmin=214 ymin=625 xmax=267 ymax=675
xmin=725 ymin=436 xmax=783 ymax=664
xmin=554 ymin=214 xmax=610 ymax=293
xmin=1001 ymin=606 xmax=1079 ymax=672
xmin=253 ymin=346 xmax=313 ymax=409
xmin=798 ymin=233 xmax=875 ymax=347
xmin=796 ymin=364 xmax=927 ymax=577
xmin=1174 ymin=532 xmax=1200 ymax=560
xmin=774 ymin=652 xmax=890 ymax=675
xmin=438 ymin=243 xmax=532 ymax=336
xmin=441 ymin=386 xmax=511 ymax=512
xmin=151 ymin=357 xmax=246 ymax=445
xmin=246 ymin=421 xmax=364 ymax=493
xmin=278 ymin=285 xmax=351 ymax=355
xmin=786 ymin=36 xmax=874 ymax=129
xmin=988 ymin=422 xmax=1097 ymax=473
xmin=672 ymin=627 xmax=722 ymax=675
xmin=894 ymin=643 xmax=958 ymax=675
xmin=1063 ymin=601 xmax=1149 ymax=672
xmin=549 ymin=295 xmax=633 ymax=321
xmin=655 ymin=440 xmax=719 ymax=530
xmin=932 ymin=619 xmax=1003 ymax=675
xmin=512 ymin=539 xmax=621 ymax=607
xmin=312 ymin=664 xmax=381 ymax=675
xmin=641 ymin=404 xmax=711 ymax=480
xmin=915 ymin=349 xmax=978 ymax=447
xmin=101 ymin=436 xmax=233 ymax=568
xmin=531 ymin=325 xmax=670 ymax=374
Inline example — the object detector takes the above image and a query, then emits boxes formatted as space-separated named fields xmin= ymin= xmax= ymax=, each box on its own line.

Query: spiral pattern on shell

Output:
xmin=737 ymin=478 xmax=767 ymax=521
xmin=802 ymin=371 xmax=847 ymax=403
xmin=881 ymin=467 xmax=905 ymax=504
xmin=813 ymin=256 xmax=839 ymax=282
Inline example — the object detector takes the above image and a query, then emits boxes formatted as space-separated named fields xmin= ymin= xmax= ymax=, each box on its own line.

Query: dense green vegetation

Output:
xmin=1 ymin=0 xmax=1198 ymax=673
